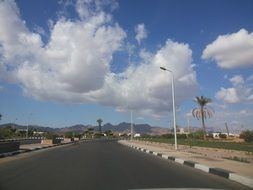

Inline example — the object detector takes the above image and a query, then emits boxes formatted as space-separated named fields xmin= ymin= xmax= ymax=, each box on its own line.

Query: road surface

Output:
xmin=0 ymin=140 xmax=250 ymax=190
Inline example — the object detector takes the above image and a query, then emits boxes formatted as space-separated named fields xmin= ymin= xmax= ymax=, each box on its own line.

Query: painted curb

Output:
xmin=118 ymin=141 xmax=253 ymax=189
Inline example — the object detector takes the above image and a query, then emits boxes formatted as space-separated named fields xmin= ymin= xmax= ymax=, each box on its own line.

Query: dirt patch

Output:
xmin=134 ymin=140 xmax=253 ymax=164
xmin=191 ymin=155 xmax=222 ymax=162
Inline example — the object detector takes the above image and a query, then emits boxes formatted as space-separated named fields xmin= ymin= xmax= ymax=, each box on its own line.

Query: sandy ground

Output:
xmin=138 ymin=140 xmax=253 ymax=163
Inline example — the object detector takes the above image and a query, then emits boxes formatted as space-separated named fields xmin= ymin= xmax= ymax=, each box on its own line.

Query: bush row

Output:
xmin=143 ymin=130 xmax=253 ymax=142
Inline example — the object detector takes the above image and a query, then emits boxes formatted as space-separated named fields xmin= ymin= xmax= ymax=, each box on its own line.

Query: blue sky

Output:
xmin=0 ymin=0 xmax=253 ymax=132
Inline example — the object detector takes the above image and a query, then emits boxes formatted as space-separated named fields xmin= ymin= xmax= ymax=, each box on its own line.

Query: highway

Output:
xmin=0 ymin=140 xmax=250 ymax=190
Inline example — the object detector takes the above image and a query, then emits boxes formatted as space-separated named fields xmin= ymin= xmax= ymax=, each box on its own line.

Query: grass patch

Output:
xmin=222 ymin=156 xmax=250 ymax=163
xmin=139 ymin=138 xmax=253 ymax=153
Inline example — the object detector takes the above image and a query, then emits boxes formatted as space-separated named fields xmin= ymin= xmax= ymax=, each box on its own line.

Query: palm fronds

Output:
xmin=192 ymin=107 xmax=214 ymax=120
xmin=192 ymin=95 xmax=214 ymax=140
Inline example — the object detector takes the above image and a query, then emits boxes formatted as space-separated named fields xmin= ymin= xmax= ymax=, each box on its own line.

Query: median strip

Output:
xmin=0 ymin=140 xmax=84 ymax=159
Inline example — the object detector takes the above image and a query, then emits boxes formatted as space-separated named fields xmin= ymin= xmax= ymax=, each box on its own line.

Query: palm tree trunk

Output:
xmin=201 ymin=107 xmax=206 ymax=140
xmin=99 ymin=124 xmax=101 ymax=132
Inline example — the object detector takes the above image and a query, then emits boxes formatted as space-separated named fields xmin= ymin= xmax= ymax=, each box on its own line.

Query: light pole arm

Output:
xmin=131 ymin=110 xmax=133 ymax=140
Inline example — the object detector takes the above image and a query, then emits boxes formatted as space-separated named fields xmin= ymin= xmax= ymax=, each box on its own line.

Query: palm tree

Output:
xmin=192 ymin=96 xmax=214 ymax=140
xmin=97 ymin=118 xmax=103 ymax=132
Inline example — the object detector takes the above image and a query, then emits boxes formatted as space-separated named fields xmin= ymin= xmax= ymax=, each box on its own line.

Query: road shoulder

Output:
xmin=118 ymin=140 xmax=253 ymax=189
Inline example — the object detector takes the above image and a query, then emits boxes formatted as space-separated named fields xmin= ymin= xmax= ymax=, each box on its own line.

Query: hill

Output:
xmin=0 ymin=122 xmax=168 ymax=135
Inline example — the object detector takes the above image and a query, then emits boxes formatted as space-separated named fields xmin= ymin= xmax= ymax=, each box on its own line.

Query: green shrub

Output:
xmin=219 ymin=133 xmax=227 ymax=139
xmin=240 ymin=130 xmax=253 ymax=142
xmin=161 ymin=133 xmax=174 ymax=138
xmin=188 ymin=130 xmax=204 ymax=139
xmin=141 ymin=134 xmax=151 ymax=138
xmin=177 ymin=134 xmax=187 ymax=139
xmin=64 ymin=131 xmax=74 ymax=138
xmin=43 ymin=132 xmax=53 ymax=139
xmin=93 ymin=133 xmax=105 ymax=138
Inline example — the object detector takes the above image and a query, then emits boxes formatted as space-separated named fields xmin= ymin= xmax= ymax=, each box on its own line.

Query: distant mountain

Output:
xmin=0 ymin=122 xmax=168 ymax=135
xmin=99 ymin=122 xmax=168 ymax=135
xmin=58 ymin=124 xmax=89 ymax=134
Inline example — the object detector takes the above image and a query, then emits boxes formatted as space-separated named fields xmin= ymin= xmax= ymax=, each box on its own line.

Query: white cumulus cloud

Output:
xmin=216 ymin=75 xmax=253 ymax=104
xmin=202 ymin=29 xmax=253 ymax=69
xmin=216 ymin=88 xmax=241 ymax=104
xmin=0 ymin=0 xmax=198 ymax=117
xmin=229 ymin=75 xmax=244 ymax=86
xmin=96 ymin=40 xmax=198 ymax=116
xmin=135 ymin=23 xmax=147 ymax=44
xmin=0 ymin=0 xmax=126 ymax=101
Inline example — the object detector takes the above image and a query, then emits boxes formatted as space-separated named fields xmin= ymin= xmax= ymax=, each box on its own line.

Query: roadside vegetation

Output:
xmin=0 ymin=125 xmax=44 ymax=139
xmin=131 ymin=95 xmax=252 ymax=153
xmin=138 ymin=130 xmax=253 ymax=153
xmin=192 ymin=96 xmax=214 ymax=140
xmin=0 ymin=124 xmax=115 ymax=140
xmin=240 ymin=130 xmax=253 ymax=142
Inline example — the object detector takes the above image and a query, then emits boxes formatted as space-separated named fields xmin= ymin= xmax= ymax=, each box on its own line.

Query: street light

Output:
xmin=160 ymin=66 xmax=178 ymax=150
xmin=128 ymin=49 xmax=134 ymax=141
xmin=130 ymin=110 xmax=133 ymax=140
xmin=27 ymin=113 xmax=32 ymax=139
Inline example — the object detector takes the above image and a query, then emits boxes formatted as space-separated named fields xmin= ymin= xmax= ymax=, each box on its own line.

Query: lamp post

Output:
xmin=160 ymin=66 xmax=178 ymax=150
xmin=130 ymin=110 xmax=133 ymax=140
xmin=26 ymin=113 xmax=32 ymax=139
xmin=128 ymin=48 xmax=134 ymax=141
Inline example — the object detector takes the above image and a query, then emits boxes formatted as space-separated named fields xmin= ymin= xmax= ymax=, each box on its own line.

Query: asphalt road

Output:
xmin=0 ymin=140 xmax=250 ymax=190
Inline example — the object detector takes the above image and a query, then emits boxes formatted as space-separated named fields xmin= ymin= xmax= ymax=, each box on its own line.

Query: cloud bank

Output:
xmin=202 ymin=29 xmax=253 ymax=69
xmin=0 ymin=0 xmax=197 ymax=117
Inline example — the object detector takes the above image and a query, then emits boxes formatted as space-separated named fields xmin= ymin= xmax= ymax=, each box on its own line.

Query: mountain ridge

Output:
xmin=0 ymin=122 xmax=168 ymax=135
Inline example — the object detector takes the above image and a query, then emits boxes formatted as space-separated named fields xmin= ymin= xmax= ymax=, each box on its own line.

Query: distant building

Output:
xmin=211 ymin=132 xmax=221 ymax=139
xmin=33 ymin=131 xmax=44 ymax=135
xmin=179 ymin=128 xmax=185 ymax=134
xmin=16 ymin=129 xmax=27 ymax=133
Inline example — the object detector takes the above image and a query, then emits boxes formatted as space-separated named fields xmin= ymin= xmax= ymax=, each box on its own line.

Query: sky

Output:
xmin=0 ymin=0 xmax=253 ymax=132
